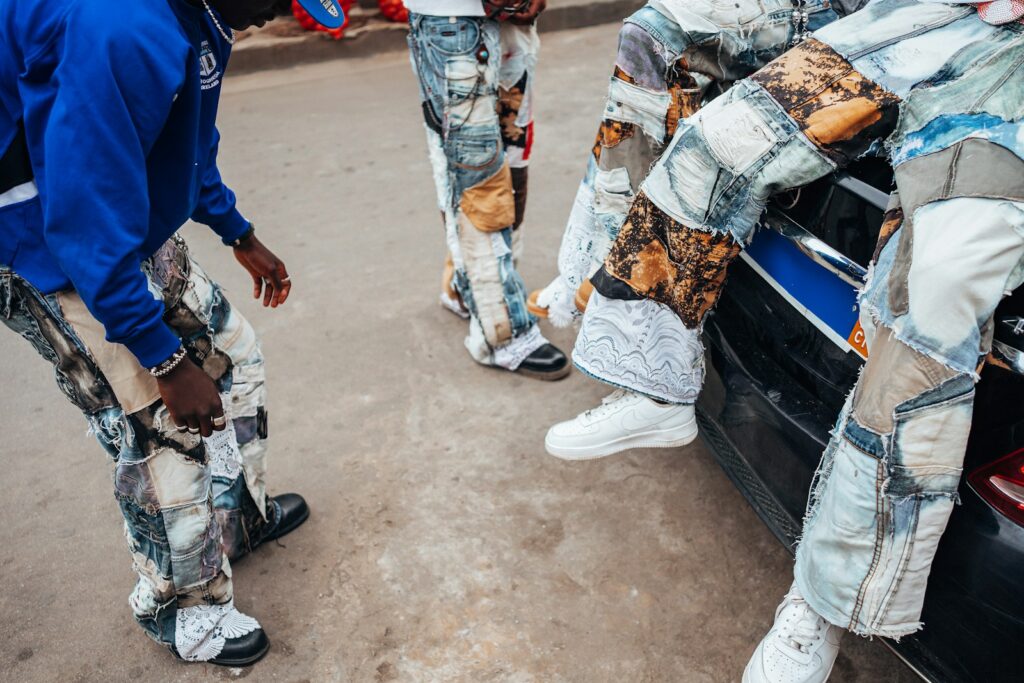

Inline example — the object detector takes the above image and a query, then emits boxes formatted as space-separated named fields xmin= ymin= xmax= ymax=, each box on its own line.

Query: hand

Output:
xmin=233 ymin=234 xmax=292 ymax=308
xmin=509 ymin=0 xmax=546 ymax=24
xmin=157 ymin=358 xmax=226 ymax=438
xmin=482 ymin=0 xmax=545 ymax=22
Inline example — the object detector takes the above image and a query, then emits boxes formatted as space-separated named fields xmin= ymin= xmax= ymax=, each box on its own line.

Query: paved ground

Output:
xmin=0 ymin=22 xmax=917 ymax=683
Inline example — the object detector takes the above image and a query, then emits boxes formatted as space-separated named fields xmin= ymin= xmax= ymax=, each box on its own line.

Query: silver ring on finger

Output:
xmin=212 ymin=415 xmax=227 ymax=427
xmin=188 ymin=427 xmax=200 ymax=434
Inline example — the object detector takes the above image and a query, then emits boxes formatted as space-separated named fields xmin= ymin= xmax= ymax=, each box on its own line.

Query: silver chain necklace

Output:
xmin=201 ymin=0 xmax=235 ymax=45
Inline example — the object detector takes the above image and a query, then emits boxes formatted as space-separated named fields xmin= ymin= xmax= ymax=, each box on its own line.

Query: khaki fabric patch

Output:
xmin=604 ymin=192 xmax=741 ymax=328
xmin=457 ymin=211 xmax=513 ymax=346
xmin=751 ymin=39 xmax=900 ymax=164
xmin=57 ymin=291 xmax=161 ymax=415
xmin=460 ymin=162 xmax=516 ymax=232
xmin=853 ymin=327 xmax=958 ymax=435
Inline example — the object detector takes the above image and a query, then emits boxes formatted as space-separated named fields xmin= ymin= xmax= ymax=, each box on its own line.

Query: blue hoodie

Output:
xmin=0 ymin=0 xmax=250 ymax=367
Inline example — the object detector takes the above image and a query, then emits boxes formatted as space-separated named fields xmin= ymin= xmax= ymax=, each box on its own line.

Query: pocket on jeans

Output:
xmin=593 ymin=167 xmax=634 ymax=217
xmin=821 ymin=437 xmax=881 ymax=534
xmin=888 ymin=385 xmax=973 ymax=498
xmin=423 ymin=16 xmax=481 ymax=56
xmin=689 ymin=0 xmax=767 ymax=26
xmin=448 ymin=136 xmax=501 ymax=172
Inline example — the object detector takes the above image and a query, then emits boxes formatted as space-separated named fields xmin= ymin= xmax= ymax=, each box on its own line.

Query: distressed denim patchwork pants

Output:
xmin=0 ymin=237 xmax=273 ymax=658
xmin=532 ymin=0 xmax=843 ymax=326
xmin=408 ymin=14 xmax=549 ymax=370
xmin=575 ymin=0 xmax=1024 ymax=635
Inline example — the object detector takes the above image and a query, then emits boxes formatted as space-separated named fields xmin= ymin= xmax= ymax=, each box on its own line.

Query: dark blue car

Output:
xmin=697 ymin=159 xmax=1024 ymax=682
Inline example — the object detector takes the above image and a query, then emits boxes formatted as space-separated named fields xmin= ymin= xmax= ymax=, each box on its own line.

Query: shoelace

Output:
xmin=581 ymin=389 xmax=633 ymax=421
xmin=778 ymin=595 xmax=825 ymax=654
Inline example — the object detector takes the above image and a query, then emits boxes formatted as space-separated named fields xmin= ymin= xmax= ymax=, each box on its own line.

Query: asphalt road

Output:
xmin=0 ymin=21 xmax=917 ymax=683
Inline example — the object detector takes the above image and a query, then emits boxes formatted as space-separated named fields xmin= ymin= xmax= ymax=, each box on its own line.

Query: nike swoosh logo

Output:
xmin=618 ymin=408 xmax=656 ymax=433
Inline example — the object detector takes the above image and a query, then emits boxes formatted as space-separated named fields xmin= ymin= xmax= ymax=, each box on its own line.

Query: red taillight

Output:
xmin=969 ymin=448 xmax=1024 ymax=527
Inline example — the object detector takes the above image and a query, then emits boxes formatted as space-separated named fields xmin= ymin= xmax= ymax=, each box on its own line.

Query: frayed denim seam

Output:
xmin=859 ymin=299 xmax=982 ymax=380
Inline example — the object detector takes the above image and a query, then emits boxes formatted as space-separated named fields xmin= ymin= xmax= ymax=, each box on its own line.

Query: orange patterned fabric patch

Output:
xmin=665 ymin=59 xmax=701 ymax=141
xmin=604 ymin=193 xmax=741 ymax=327
xmin=751 ymin=39 xmax=901 ymax=163
xmin=592 ymin=119 xmax=636 ymax=163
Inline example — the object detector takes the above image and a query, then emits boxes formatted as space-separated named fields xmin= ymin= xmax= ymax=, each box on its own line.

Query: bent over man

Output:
xmin=0 ymin=0 xmax=345 ymax=667
xmin=544 ymin=0 xmax=1024 ymax=679
xmin=404 ymin=0 xmax=571 ymax=379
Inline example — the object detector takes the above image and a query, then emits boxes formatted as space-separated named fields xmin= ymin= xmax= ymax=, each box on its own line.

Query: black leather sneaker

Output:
xmin=172 ymin=627 xmax=270 ymax=667
xmin=516 ymin=343 xmax=571 ymax=381
xmin=257 ymin=493 xmax=310 ymax=546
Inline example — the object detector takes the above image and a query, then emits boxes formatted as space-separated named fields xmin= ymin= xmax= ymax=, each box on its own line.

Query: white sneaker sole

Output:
xmin=741 ymin=647 xmax=837 ymax=683
xmin=545 ymin=416 xmax=699 ymax=461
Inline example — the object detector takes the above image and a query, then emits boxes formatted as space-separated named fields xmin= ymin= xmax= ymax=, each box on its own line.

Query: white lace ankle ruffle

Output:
xmin=535 ymin=277 xmax=579 ymax=328
xmin=493 ymin=324 xmax=547 ymax=371
xmin=175 ymin=601 xmax=260 ymax=662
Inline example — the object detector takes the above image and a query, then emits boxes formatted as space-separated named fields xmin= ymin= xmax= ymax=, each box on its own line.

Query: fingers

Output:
xmin=260 ymin=262 xmax=291 ymax=308
xmin=249 ymin=270 xmax=262 ymax=301
xmin=512 ymin=0 xmax=545 ymax=21
xmin=169 ymin=409 xmax=189 ymax=433
xmin=272 ymin=263 xmax=291 ymax=307
xmin=198 ymin=413 xmax=214 ymax=438
xmin=263 ymin=275 xmax=274 ymax=307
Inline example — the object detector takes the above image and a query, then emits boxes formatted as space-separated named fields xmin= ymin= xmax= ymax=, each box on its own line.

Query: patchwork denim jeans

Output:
xmin=533 ymin=0 xmax=843 ymax=325
xmin=408 ymin=14 xmax=548 ymax=369
xmin=0 ymin=237 xmax=273 ymax=649
xmin=575 ymin=0 xmax=1024 ymax=635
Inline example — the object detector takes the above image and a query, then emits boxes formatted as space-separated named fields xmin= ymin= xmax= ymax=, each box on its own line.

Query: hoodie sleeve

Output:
xmin=191 ymin=127 xmax=251 ymax=244
xmin=26 ymin=10 xmax=185 ymax=368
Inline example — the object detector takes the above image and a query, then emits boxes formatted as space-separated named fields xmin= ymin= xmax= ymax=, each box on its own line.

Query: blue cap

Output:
xmin=295 ymin=0 xmax=346 ymax=29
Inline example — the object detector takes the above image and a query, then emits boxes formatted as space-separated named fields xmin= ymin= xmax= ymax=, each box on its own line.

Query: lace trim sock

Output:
xmin=493 ymin=324 xmax=547 ymax=371
xmin=535 ymin=277 xmax=580 ymax=328
xmin=175 ymin=601 xmax=260 ymax=662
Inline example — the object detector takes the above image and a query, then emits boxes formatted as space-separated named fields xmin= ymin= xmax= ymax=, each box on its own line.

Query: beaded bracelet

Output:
xmin=149 ymin=346 xmax=188 ymax=378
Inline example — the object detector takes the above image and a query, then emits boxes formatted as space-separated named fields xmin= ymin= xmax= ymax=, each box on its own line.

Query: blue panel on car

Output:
xmin=744 ymin=228 xmax=864 ymax=355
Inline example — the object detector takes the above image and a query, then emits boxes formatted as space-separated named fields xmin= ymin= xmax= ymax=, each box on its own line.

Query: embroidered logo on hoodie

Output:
xmin=199 ymin=41 xmax=222 ymax=91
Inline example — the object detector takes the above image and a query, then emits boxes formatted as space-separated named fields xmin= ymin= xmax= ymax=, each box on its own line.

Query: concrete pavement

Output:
xmin=0 ymin=22 xmax=915 ymax=683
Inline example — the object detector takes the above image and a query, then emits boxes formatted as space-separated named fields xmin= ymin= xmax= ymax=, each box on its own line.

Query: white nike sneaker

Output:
xmin=743 ymin=585 xmax=843 ymax=683
xmin=544 ymin=389 xmax=698 ymax=460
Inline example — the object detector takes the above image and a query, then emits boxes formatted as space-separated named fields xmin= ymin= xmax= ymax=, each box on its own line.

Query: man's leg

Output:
xmin=496 ymin=21 xmax=539 ymax=239
xmin=548 ymin=0 xmax=994 ymax=456
xmin=531 ymin=0 xmax=833 ymax=325
xmin=407 ymin=13 xmax=568 ymax=378
xmin=0 ymin=266 xmax=259 ymax=662
xmin=746 ymin=186 xmax=1024 ymax=680
xmin=152 ymin=240 xmax=307 ymax=562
